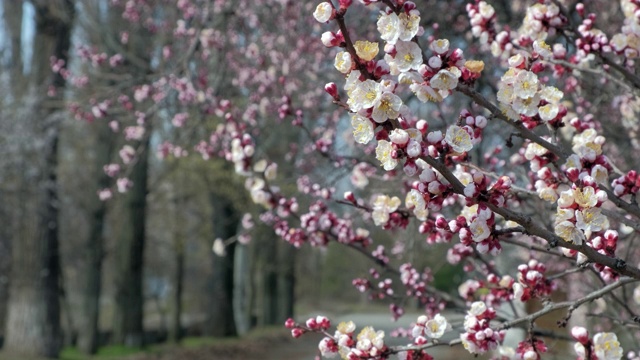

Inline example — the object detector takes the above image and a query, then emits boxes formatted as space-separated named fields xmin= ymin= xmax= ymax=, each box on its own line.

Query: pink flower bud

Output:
xmin=531 ymin=62 xmax=545 ymax=73
xmin=344 ymin=191 xmax=357 ymax=203
xmin=475 ymin=115 xmax=488 ymax=128
xmin=316 ymin=316 xmax=331 ymax=329
xmin=285 ymin=318 xmax=296 ymax=329
xmin=416 ymin=119 xmax=428 ymax=133
xmin=566 ymin=168 xmax=580 ymax=183
xmin=404 ymin=161 xmax=418 ymax=177
xmin=306 ymin=318 xmax=318 ymax=329
xmin=291 ymin=328 xmax=304 ymax=338
xmin=435 ymin=216 xmax=449 ymax=230
xmin=403 ymin=2 xmax=417 ymax=12
xmin=414 ymin=335 xmax=428 ymax=345
xmin=450 ymin=48 xmax=464 ymax=62
xmin=321 ymin=31 xmax=339 ymax=47
xmin=324 ymin=82 xmax=339 ymax=99
xmin=389 ymin=129 xmax=410 ymax=145
xmin=571 ymin=326 xmax=589 ymax=344
xmin=339 ymin=0 xmax=352 ymax=10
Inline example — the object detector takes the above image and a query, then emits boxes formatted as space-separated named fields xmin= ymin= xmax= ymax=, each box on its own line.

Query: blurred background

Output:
xmin=0 ymin=0 xmax=632 ymax=359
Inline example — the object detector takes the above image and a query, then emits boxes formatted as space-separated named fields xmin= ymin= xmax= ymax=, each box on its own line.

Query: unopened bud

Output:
xmin=571 ymin=326 xmax=589 ymax=344
xmin=339 ymin=0 xmax=352 ymax=10
xmin=324 ymin=82 xmax=339 ymax=99
xmin=435 ymin=216 xmax=449 ymax=230
xmin=291 ymin=328 xmax=304 ymax=338
xmin=285 ymin=318 xmax=296 ymax=329
xmin=344 ymin=191 xmax=357 ymax=203
xmin=416 ymin=119 xmax=428 ymax=134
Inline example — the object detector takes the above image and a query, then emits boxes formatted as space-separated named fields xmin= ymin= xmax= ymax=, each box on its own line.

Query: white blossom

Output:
xmin=313 ymin=2 xmax=333 ymax=23
xmin=351 ymin=114 xmax=374 ymax=144
xmin=375 ymin=140 xmax=398 ymax=170
xmin=445 ymin=125 xmax=473 ymax=153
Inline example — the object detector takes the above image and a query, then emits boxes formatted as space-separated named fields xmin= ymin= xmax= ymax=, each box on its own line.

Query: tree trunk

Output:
xmin=277 ymin=242 xmax=295 ymax=322
xmin=169 ymin=244 xmax=184 ymax=343
xmin=263 ymin=242 xmax=279 ymax=326
xmin=206 ymin=193 xmax=238 ymax=337
xmin=4 ymin=1 xmax=74 ymax=357
xmin=78 ymin=120 xmax=114 ymax=354
xmin=233 ymin=243 xmax=252 ymax=335
xmin=113 ymin=138 xmax=149 ymax=347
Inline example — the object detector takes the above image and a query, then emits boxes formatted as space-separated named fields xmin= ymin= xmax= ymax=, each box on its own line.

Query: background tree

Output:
xmin=2 ymin=0 xmax=75 ymax=357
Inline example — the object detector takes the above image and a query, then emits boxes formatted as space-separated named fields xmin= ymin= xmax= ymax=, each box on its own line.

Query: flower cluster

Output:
xmin=444 ymin=204 xmax=501 ymax=255
xmin=612 ymin=169 xmax=640 ymax=199
xmin=371 ymin=194 xmax=403 ymax=228
xmin=514 ymin=338 xmax=548 ymax=360
xmin=553 ymin=179 xmax=609 ymax=246
xmin=409 ymin=39 xmax=468 ymax=103
xmin=285 ymin=315 xmax=331 ymax=338
xmin=399 ymin=263 xmax=444 ymax=314
xmin=300 ymin=1 xmax=637 ymax=358
xmin=496 ymin=59 xmax=566 ymax=127
xmin=572 ymin=326 xmax=623 ymax=360
xmin=610 ymin=0 xmax=640 ymax=60
xmin=512 ymin=259 xmax=555 ymax=302
xmin=467 ymin=1 xmax=497 ymax=46
xmin=573 ymin=11 xmax=611 ymax=63
xmin=458 ymin=273 xmax=515 ymax=308
xmin=564 ymin=129 xmax=610 ymax=182
xmin=420 ymin=217 xmax=455 ymax=245
xmin=519 ymin=3 xmax=567 ymax=41
xmin=590 ymin=230 xmax=621 ymax=282
xmin=287 ymin=317 xmax=386 ymax=360
xmin=274 ymin=201 xmax=372 ymax=247
xmin=467 ymin=1 xmax=569 ymax=61
xmin=411 ymin=314 xmax=451 ymax=342
xmin=374 ymin=127 xmax=425 ymax=172
xmin=377 ymin=5 xmax=421 ymax=46
xmin=460 ymin=301 xmax=504 ymax=355
xmin=461 ymin=170 xmax=512 ymax=208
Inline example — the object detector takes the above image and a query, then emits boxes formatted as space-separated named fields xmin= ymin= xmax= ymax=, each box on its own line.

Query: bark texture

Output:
xmin=4 ymin=1 xmax=75 ymax=357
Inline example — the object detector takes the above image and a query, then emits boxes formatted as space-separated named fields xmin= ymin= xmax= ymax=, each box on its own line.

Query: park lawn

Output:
xmin=53 ymin=326 xmax=290 ymax=360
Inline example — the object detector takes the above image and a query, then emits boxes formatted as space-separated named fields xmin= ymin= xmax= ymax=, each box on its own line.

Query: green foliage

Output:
xmin=432 ymin=262 xmax=464 ymax=293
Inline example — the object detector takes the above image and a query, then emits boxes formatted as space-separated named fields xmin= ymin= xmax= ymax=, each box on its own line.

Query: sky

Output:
xmin=0 ymin=1 xmax=35 ymax=74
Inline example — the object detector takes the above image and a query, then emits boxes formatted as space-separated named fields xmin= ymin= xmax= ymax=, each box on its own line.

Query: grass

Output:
xmin=60 ymin=345 xmax=152 ymax=360
xmin=56 ymin=326 xmax=289 ymax=360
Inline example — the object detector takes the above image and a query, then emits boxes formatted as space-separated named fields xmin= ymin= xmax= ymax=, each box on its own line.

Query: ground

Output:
xmin=123 ymin=312 xmax=484 ymax=360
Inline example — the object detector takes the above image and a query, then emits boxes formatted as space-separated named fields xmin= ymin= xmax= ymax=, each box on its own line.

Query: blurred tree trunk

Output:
xmin=169 ymin=192 xmax=185 ymax=343
xmin=0 ymin=0 xmax=23 ymax=342
xmin=253 ymin=232 xmax=294 ymax=327
xmin=107 ymin=4 xmax=152 ymax=346
xmin=169 ymin=244 xmax=184 ymax=343
xmin=206 ymin=193 xmax=238 ymax=337
xmin=4 ymin=0 xmax=75 ymax=357
xmin=78 ymin=120 xmax=114 ymax=354
xmin=0 ymin=191 xmax=10 ymax=341
xmin=251 ymin=228 xmax=278 ymax=327
xmin=277 ymin=242 xmax=295 ymax=322
xmin=260 ymin=237 xmax=278 ymax=326
xmin=113 ymin=137 xmax=149 ymax=346
xmin=233 ymin=243 xmax=252 ymax=335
